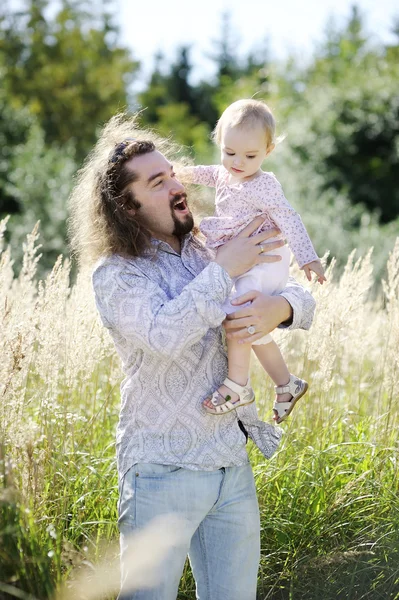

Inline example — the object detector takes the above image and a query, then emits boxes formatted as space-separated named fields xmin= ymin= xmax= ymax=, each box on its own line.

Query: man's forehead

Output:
xmin=126 ymin=150 xmax=171 ymax=180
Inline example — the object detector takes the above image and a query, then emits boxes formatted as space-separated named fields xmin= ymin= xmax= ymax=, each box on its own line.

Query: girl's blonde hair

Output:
xmin=212 ymin=99 xmax=276 ymax=149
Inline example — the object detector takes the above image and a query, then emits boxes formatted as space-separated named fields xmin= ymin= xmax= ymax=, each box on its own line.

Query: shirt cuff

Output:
xmin=278 ymin=292 xmax=297 ymax=330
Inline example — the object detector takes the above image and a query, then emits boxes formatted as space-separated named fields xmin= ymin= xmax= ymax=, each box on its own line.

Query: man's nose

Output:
xmin=170 ymin=177 xmax=185 ymax=193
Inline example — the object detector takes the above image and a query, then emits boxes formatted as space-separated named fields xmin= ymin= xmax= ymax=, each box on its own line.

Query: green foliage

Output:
xmin=137 ymin=47 xmax=212 ymax=157
xmin=0 ymin=0 xmax=138 ymax=161
xmin=0 ymin=0 xmax=138 ymax=273
xmin=254 ymin=436 xmax=399 ymax=599
xmin=322 ymin=87 xmax=399 ymax=223
xmin=5 ymin=122 xmax=77 ymax=274
xmin=0 ymin=497 xmax=55 ymax=599
xmin=0 ymin=85 xmax=35 ymax=216
xmin=286 ymin=7 xmax=399 ymax=224
xmin=263 ymin=136 xmax=399 ymax=282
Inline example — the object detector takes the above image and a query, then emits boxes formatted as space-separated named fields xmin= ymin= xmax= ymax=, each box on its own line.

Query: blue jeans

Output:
xmin=118 ymin=462 xmax=260 ymax=600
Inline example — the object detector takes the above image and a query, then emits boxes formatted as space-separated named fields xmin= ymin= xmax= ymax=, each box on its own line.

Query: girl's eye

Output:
xmin=247 ymin=156 xmax=255 ymax=159
xmin=226 ymin=152 xmax=234 ymax=156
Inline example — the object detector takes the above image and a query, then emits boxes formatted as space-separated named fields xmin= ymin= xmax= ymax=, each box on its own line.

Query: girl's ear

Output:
xmin=266 ymin=143 xmax=275 ymax=156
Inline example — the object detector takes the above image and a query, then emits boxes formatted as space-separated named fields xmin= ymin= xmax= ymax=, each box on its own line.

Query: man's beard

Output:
xmin=170 ymin=193 xmax=194 ymax=238
xmin=131 ymin=192 xmax=194 ymax=239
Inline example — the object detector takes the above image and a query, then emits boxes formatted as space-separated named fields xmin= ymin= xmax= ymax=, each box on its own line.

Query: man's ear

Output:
xmin=266 ymin=143 xmax=275 ymax=157
xmin=119 ymin=199 xmax=136 ymax=216
xmin=122 ymin=191 xmax=139 ymax=216
xmin=124 ymin=200 xmax=136 ymax=216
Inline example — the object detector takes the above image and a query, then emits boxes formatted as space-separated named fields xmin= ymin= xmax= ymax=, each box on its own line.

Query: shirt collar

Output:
xmin=146 ymin=233 xmax=197 ymax=257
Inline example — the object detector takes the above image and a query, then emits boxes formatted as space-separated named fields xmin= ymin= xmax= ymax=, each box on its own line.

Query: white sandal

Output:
xmin=203 ymin=377 xmax=255 ymax=415
xmin=273 ymin=374 xmax=308 ymax=424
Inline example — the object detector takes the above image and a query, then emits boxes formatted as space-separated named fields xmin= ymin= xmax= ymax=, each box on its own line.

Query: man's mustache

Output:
xmin=170 ymin=192 xmax=188 ymax=206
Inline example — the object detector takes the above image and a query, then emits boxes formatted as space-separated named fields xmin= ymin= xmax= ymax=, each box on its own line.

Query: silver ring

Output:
xmin=259 ymin=244 xmax=264 ymax=254
xmin=247 ymin=325 xmax=256 ymax=335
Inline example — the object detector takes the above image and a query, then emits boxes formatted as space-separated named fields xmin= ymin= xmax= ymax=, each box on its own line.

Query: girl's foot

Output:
xmin=203 ymin=383 xmax=239 ymax=410
xmin=272 ymin=390 xmax=293 ymax=418
xmin=203 ymin=377 xmax=255 ymax=415
xmin=272 ymin=375 xmax=308 ymax=424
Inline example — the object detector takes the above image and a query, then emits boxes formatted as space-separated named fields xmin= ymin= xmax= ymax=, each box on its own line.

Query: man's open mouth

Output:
xmin=173 ymin=197 xmax=188 ymax=211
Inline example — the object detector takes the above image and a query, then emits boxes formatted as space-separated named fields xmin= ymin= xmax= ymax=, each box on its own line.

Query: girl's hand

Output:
xmin=223 ymin=291 xmax=292 ymax=344
xmin=302 ymin=260 xmax=326 ymax=284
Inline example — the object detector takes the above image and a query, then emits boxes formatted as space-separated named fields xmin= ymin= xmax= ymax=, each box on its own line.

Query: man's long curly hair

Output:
xmin=68 ymin=113 xmax=193 ymax=268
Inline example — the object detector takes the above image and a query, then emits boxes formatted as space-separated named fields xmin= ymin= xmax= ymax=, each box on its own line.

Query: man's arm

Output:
xmin=92 ymin=260 xmax=232 ymax=361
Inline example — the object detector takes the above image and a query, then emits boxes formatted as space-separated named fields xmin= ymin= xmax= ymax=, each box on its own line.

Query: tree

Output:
xmin=209 ymin=12 xmax=241 ymax=81
xmin=5 ymin=122 xmax=77 ymax=274
xmin=285 ymin=5 xmax=399 ymax=223
xmin=0 ymin=84 xmax=35 ymax=215
xmin=138 ymin=46 xmax=212 ymax=157
xmin=0 ymin=0 xmax=138 ymax=161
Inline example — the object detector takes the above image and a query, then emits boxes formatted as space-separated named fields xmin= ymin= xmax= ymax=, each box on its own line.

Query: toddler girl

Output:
xmin=183 ymin=99 xmax=325 ymax=423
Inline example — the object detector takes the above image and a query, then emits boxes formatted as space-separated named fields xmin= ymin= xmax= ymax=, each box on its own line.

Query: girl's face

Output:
xmin=221 ymin=125 xmax=273 ymax=181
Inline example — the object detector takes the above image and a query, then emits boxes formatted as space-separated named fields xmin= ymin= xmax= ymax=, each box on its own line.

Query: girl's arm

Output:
xmin=179 ymin=165 xmax=220 ymax=188
xmin=257 ymin=174 xmax=319 ymax=269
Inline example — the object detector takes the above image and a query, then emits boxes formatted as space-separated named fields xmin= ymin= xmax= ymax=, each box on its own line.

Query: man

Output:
xmin=68 ymin=114 xmax=315 ymax=599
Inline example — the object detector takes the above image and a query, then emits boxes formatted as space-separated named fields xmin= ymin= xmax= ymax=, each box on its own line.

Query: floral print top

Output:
xmin=186 ymin=165 xmax=319 ymax=268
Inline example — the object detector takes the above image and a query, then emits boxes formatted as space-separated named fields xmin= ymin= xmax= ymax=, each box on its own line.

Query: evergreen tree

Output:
xmin=138 ymin=46 xmax=211 ymax=156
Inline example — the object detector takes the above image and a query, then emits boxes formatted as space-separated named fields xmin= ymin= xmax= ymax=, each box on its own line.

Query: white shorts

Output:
xmin=223 ymin=244 xmax=291 ymax=345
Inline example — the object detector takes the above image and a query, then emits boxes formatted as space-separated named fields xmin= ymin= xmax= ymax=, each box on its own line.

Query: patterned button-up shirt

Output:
xmin=92 ymin=233 xmax=315 ymax=478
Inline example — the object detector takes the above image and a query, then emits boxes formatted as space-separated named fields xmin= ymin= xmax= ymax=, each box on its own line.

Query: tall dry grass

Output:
xmin=1 ymin=218 xmax=399 ymax=599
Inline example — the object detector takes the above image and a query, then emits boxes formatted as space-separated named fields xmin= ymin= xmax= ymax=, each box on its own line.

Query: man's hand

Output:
xmin=223 ymin=290 xmax=293 ymax=344
xmin=214 ymin=217 xmax=284 ymax=279
xmin=302 ymin=260 xmax=326 ymax=284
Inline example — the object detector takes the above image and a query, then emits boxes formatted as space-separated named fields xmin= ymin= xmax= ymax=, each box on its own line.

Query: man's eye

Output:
xmin=154 ymin=180 xmax=163 ymax=187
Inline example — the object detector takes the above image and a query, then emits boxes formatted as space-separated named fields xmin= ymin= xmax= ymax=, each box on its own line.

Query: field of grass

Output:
xmin=1 ymin=218 xmax=399 ymax=599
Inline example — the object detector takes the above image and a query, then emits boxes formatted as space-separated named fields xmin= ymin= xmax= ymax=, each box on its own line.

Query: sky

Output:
xmin=117 ymin=0 xmax=398 ymax=89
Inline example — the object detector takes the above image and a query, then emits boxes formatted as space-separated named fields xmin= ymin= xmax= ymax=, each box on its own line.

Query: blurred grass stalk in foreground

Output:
xmin=1 ymin=218 xmax=399 ymax=599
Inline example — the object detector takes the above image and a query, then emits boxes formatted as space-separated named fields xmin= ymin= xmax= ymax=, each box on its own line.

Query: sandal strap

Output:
xmin=275 ymin=374 xmax=304 ymax=397
xmin=223 ymin=377 xmax=249 ymax=396
xmin=275 ymin=384 xmax=290 ymax=394
xmin=273 ymin=400 xmax=293 ymax=417
xmin=210 ymin=391 xmax=226 ymax=406
xmin=214 ymin=401 xmax=237 ymax=414
xmin=205 ymin=378 xmax=254 ymax=415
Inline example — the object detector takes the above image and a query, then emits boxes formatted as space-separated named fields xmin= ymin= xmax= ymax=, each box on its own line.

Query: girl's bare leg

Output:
xmin=252 ymin=342 xmax=293 ymax=418
xmin=203 ymin=338 xmax=252 ymax=409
